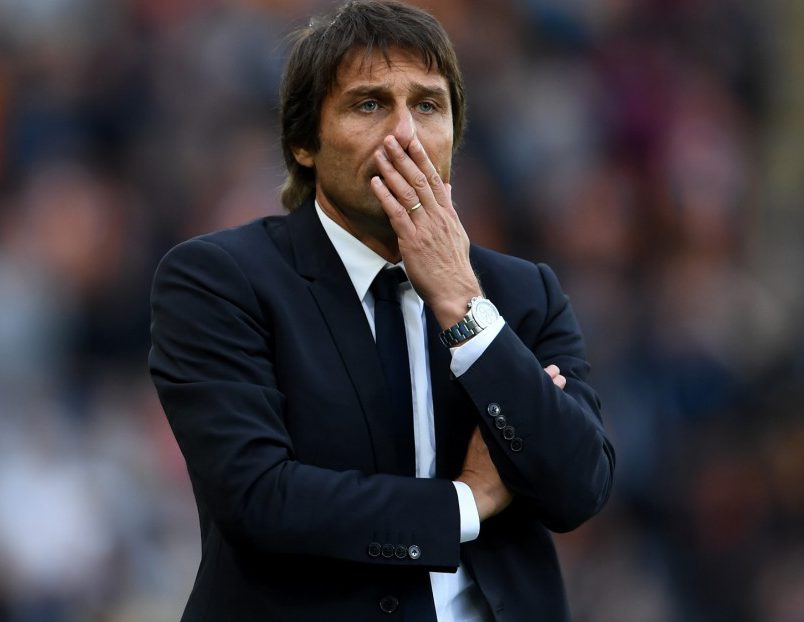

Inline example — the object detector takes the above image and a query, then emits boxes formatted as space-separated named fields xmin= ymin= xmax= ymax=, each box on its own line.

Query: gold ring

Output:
xmin=407 ymin=202 xmax=422 ymax=214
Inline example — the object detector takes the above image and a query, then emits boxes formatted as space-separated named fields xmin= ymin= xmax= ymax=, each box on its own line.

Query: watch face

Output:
xmin=472 ymin=299 xmax=499 ymax=328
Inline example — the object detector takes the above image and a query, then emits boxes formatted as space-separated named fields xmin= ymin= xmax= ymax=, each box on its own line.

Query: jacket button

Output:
xmin=494 ymin=415 xmax=507 ymax=430
xmin=503 ymin=425 xmax=516 ymax=441
xmin=510 ymin=437 xmax=524 ymax=452
xmin=368 ymin=542 xmax=382 ymax=557
xmin=381 ymin=544 xmax=395 ymax=558
xmin=394 ymin=544 xmax=408 ymax=559
xmin=379 ymin=595 xmax=399 ymax=613
xmin=487 ymin=403 xmax=501 ymax=417
xmin=407 ymin=544 xmax=421 ymax=560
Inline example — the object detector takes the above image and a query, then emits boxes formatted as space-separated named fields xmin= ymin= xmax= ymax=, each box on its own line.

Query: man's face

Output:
xmin=294 ymin=46 xmax=453 ymax=234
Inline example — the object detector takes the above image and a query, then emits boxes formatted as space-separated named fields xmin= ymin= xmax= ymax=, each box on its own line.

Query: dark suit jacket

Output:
xmin=149 ymin=200 xmax=615 ymax=622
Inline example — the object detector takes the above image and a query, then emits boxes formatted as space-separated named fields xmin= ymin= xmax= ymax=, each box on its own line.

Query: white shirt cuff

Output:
xmin=452 ymin=481 xmax=480 ymax=543
xmin=449 ymin=316 xmax=505 ymax=378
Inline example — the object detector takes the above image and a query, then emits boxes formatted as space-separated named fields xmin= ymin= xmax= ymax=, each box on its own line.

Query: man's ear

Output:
xmin=292 ymin=147 xmax=315 ymax=168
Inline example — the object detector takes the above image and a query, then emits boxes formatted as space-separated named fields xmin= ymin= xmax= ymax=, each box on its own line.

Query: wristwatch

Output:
xmin=438 ymin=297 xmax=500 ymax=347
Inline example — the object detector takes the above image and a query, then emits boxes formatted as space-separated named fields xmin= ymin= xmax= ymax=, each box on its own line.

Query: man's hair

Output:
xmin=278 ymin=0 xmax=466 ymax=211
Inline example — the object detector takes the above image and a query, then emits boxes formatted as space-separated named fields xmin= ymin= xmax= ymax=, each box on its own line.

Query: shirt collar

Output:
xmin=315 ymin=200 xmax=396 ymax=302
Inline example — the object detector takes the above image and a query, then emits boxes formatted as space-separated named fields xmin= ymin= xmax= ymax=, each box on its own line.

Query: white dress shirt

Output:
xmin=315 ymin=203 xmax=503 ymax=622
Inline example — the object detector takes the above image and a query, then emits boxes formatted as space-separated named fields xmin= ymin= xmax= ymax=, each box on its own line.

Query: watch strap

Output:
xmin=439 ymin=314 xmax=482 ymax=347
xmin=439 ymin=297 xmax=500 ymax=348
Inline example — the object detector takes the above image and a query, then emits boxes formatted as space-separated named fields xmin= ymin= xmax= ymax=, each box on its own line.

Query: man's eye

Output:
xmin=417 ymin=101 xmax=436 ymax=113
xmin=358 ymin=100 xmax=379 ymax=112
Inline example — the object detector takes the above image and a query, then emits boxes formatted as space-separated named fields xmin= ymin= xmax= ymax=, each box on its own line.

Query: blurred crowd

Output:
xmin=0 ymin=0 xmax=802 ymax=620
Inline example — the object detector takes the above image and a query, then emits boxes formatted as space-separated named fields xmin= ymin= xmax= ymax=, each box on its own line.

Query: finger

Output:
xmin=543 ymin=365 xmax=566 ymax=389
xmin=374 ymin=148 xmax=432 ymax=218
xmin=381 ymin=136 xmax=439 ymax=210
xmin=370 ymin=175 xmax=417 ymax=238
xmin=406 ymin=137 xmax=449 ymax=207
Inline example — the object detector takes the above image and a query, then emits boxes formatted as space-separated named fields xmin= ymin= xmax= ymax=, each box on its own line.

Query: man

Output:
xmin=149 ymin=1 xmax=615 ymax=620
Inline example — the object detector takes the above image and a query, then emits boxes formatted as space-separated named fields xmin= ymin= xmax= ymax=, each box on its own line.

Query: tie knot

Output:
xmin=370 ymin=267 xmax=407 ymax=303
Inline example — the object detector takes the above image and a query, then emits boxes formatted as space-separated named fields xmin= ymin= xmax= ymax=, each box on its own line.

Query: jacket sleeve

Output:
xmin=148 ymin=238 xmax=461 ymax=570
xmin=457 ymin=262 xmax=615 ymax=533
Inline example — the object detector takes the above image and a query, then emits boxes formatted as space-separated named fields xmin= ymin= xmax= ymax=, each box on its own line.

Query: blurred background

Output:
xmin=0 ymin=0 xmax=802 ymax=620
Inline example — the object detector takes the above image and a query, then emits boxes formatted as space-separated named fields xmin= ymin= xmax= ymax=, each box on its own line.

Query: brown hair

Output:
xmin=279 ymin=0 xmax=467 ymax=211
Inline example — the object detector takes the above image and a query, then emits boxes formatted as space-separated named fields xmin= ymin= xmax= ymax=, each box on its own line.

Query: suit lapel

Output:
xmin=286 ymin=201 xmax=408 ymax=475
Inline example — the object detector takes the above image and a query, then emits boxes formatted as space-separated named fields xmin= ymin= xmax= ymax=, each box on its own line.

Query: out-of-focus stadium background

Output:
xmin=0 ymin=0 xmax=802 ymax=620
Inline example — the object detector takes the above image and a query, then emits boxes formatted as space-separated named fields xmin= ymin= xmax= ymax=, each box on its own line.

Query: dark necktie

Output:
xmin=370 ymin=267 xmax=415 ymax=476
xmin=371 ymin=268 xmax=438 ymax=621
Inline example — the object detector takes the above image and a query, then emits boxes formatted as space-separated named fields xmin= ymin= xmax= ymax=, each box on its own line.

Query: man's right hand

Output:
xmin=457 ymin=426 xmax=513 ymax=521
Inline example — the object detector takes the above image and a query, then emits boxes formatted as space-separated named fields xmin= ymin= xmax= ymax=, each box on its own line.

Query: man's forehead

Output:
xmin=334 ymin=46 xmax=446 ymax=88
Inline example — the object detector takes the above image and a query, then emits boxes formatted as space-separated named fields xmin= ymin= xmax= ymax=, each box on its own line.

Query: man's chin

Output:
xmin=353 ymin=202 xmax=392 ymax=227
xmin=342 ymin=200 xmax=395 ymax=236
xmin=344 ymin=194 xmax=386 ymax=219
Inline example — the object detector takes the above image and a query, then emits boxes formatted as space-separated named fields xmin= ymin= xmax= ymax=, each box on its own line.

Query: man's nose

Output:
xmin=390 ymin=107 xmax=415 ymax=150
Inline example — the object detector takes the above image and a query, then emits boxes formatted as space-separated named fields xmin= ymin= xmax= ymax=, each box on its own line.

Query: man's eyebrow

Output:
xmin=341 ymin=84 xmax=392 ymax=98
xmin=340 ymin=83 xmax=449 ymax=99
xmin=408 ymin=84 xmax=449 ymax=100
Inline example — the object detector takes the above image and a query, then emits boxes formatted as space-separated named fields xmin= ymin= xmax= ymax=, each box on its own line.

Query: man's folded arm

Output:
xmin=149 ymin=238 xmax=462 ymax=570
xmin=453 ymin=261 xmax=615 ymax=533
